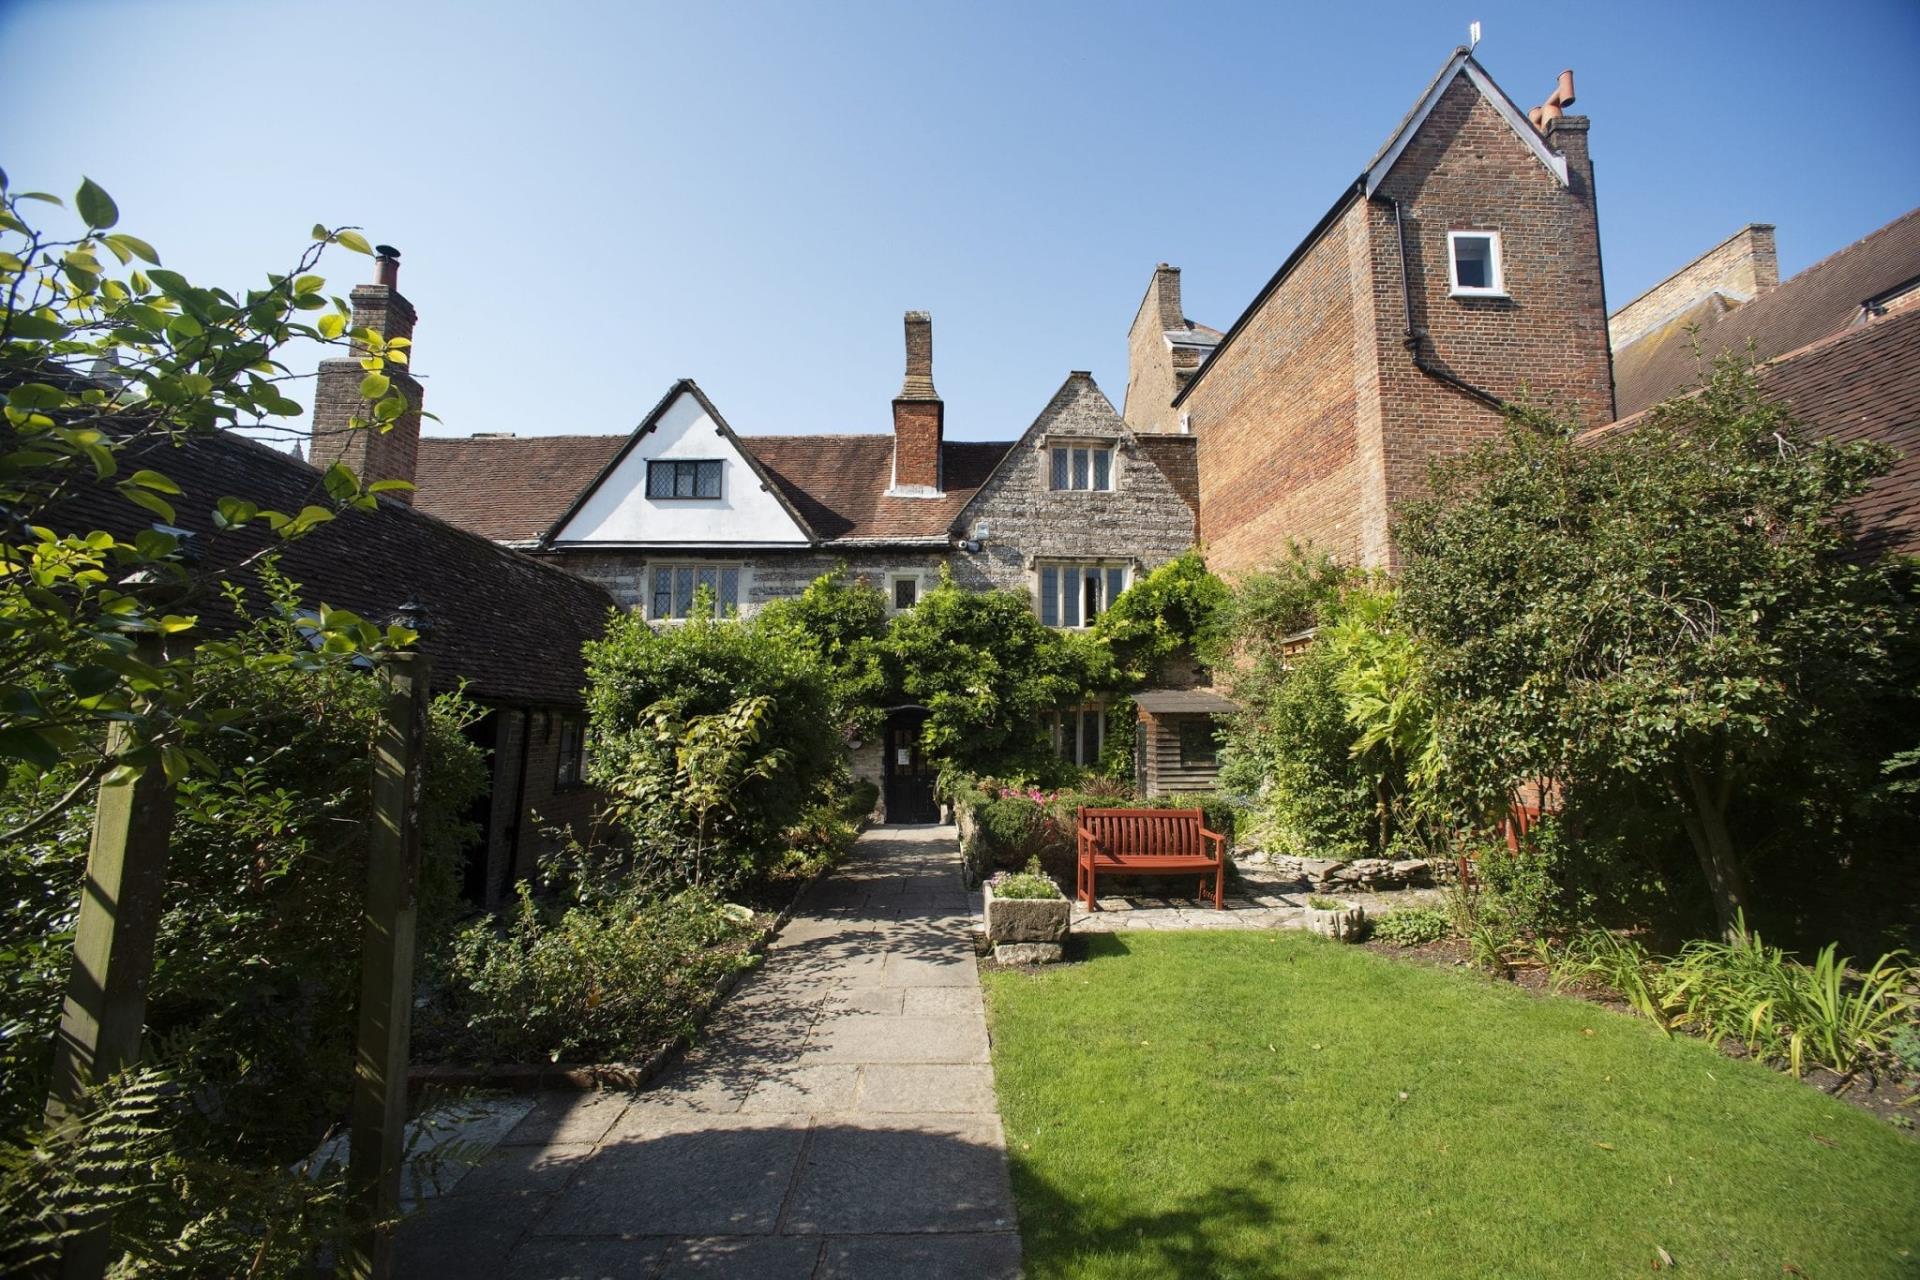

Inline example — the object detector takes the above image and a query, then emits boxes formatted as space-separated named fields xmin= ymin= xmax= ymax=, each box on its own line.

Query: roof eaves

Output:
xmin=1172 ymin=182 xmax=1364 ymax=408
xmin=1363 ymin=51 xmax=1568 ymax=198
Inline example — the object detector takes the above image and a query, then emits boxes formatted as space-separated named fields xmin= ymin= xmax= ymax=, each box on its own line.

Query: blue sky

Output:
xmin=3 ymin=0 xmax=1915 ymax=445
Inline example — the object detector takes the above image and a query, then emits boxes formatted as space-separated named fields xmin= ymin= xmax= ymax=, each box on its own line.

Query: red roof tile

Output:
xmin=413 ymin=433 xmax=1016 ymax=545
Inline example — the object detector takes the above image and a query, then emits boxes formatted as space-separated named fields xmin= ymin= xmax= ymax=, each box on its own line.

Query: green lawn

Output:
xmin=983 ymin=932 xmax=1919 ymax=1280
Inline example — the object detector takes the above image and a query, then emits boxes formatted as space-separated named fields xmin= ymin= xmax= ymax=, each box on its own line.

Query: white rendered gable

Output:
xmin=550 ymin=389 xmax=810 ymax=547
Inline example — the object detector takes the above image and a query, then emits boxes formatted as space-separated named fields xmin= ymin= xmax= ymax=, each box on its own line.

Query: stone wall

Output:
xmin=957 ymin=372 xmax=1196 ymax=597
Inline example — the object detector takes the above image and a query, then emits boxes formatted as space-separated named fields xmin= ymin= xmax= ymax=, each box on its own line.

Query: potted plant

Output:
xmin=1303 ymin=893 xmax=1367 ymax=942
xmin=984 ymin=858 xmax=1070 ymax=964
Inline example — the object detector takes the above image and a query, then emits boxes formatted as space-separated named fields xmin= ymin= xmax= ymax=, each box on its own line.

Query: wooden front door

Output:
xmin=882 ymin=710 xmax=938 ymax=824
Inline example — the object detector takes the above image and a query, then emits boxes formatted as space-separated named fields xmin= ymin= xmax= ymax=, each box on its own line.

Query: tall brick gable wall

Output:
xmin=1184 ymin=73 xmax=1613 ymax=575
xmin=1369 ymin=87 xmax=1614 ymax=567
xmin=1182 ymin=202 xmax=1377 ymax=569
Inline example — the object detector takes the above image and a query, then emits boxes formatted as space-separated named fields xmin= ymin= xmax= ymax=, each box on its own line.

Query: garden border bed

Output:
xmin=405 ymin=840 xmax=852 ymax=1099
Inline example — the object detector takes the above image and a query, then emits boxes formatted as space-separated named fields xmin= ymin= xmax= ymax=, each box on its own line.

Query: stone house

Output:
xmin=385 ymin=311 xmax=1198 ymax=809
xmin=1130 ymin=49 xmax=1615 ymax=575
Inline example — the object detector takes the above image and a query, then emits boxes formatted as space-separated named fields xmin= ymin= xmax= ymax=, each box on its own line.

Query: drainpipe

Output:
xmin=1382 ymin=194 xmax=1506 ymax=412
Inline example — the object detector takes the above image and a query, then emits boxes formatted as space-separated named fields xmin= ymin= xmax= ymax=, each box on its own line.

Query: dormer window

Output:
xmin=646 ymin=459 xmax=723 ymax=500
xmin=1448 ymin=231 xmax=1505 ymax=297
xmin=1049 ymin=443 xmax=1113 ymax=491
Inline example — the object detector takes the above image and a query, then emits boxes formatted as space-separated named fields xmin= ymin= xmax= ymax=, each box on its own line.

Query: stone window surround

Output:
xmin=887 ymin=570 xmax=924 ymax=614
xmin=1044 ymin=701 xmax=1106 ymax=767
xmin=1042 ymin=437 xmax=1120 ymax=493
xmin=646 ymin=559 xmax=749 ymax=620
xmin=1447 ymin=229 xmax=1507 ymax=298
xmin=1032 ymin=558 xmax=1132 ymax=629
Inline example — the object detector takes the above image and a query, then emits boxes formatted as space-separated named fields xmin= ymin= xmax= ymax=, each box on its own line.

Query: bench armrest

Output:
xmin=1200 ymin=828 xmax=1227 ymax=853
xmin=1077 ymin=828 xmax=1105 ymax=860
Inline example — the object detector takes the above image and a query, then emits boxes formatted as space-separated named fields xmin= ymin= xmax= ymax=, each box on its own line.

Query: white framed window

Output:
xmin=1044 ymin=704 xmax=1105 ymax=767
xmin=888 ymin=572 xmax=922 ymax=613
xmin=1037 ymin=561 xmax=1127 ymax=628
xmin=648 ymin=562 xmax=742 ymax=619
xmin=1447 ymin=231 xmax=1505 ymax=297
xmin=1048 ymin=443 xmax=1114 ymax=491
xmin=645 ymin=458 xmax=723 ymax=499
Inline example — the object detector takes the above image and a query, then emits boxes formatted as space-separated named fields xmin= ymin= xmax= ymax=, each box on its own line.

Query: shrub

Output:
xmin=989 ymin=858 xmax=1062 ymax=901
xmin=1548 ymin=928 xmax=1668 ymax=1029
xmin=1370 ymin=907 xmax=1452 ymax=946
xmin=753 ymin=567 xmax=890 ymax=738
xmin=449 ymin=885 xmax=755 ymax=1064
xmin=1092 ymin=549 xmax=1230 ymax=682
xmin=843 ymin=779 xmax=880 ymax=823
xmin=884 ymin=571 xmax=1116 ymax=777
xmin=586 ymin=605 xmax=839 ymax=891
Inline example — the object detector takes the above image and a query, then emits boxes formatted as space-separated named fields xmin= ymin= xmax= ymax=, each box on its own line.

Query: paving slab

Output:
xmin=398 ymin=825 xmax=1019 ymax=1277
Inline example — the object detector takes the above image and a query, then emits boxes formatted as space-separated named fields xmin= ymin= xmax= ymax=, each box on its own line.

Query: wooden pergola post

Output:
xmin=344 ymin=627 xmax=431 ymax=1280
xmin=44 ymin=633 xmax=178 ymax=1280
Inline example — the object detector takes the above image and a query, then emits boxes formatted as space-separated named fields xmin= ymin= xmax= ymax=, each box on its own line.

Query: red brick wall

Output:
xmin=1185 ymin=75 xmax=1614 ymax=576
xmin=1184 ymin=199 xmax=1378 ymax=572
xmin=309 ymin=282 xmax=423 ymax=500
xmin=1369 ymin=87 xmax=1614 ymax=567
xmin=891 ymin=399 xmax=944 ymax=491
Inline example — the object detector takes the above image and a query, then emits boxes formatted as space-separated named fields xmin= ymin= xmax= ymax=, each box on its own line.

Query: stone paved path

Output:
xmin=397 ymin=825 xmax=1021 ymax=1280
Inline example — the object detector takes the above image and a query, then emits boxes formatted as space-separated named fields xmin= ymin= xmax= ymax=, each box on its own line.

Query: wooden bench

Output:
xmin=1075 ymin=806 xmax=1227 ymax=911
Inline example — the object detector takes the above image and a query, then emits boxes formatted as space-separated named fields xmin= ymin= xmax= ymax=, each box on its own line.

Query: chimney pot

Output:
xmin=374 ymin=244 xmax=401 ymax=288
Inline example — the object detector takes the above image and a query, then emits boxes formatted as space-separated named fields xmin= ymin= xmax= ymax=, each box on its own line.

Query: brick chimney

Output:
xmin=890 ymin=311 xmax=943 ymax=495
xmin=309 ymin=244 xmax=423 ymax=502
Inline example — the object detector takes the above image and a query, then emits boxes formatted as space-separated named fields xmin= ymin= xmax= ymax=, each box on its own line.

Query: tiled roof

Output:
xmin=1613 ymin=207 xmax=1920 ymax=417
xmin=1134 ymin=433 xmax=1200 ymax=517
xmin=746 ymin=436 xmax=1012 ymax=541
xmin=415 ymin=434 xmax=620 ymax=543
xmin=413 ymin=432 xmax=1017 ymax=545
xmin=1584 ymin=305 xmax=1920 ymax=560
xmin=48 ymin=429 xmax=613 ymax=707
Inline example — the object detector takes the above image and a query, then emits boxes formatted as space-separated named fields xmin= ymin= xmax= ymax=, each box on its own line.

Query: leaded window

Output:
xmin=648 ymin=563 xmax=741 ymax=619
xmin=645 ymin=459 xmax=723 ymax=499
xmin=1048 ymin=444 xmax=1113 ymax=491
xmin=1037 ymin=562 xmax=1128 ymax=628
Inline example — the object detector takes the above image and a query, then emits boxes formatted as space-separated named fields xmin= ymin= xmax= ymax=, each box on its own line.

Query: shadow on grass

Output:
xmin=1008 ymin=1155 xmax=1340 ymax=1280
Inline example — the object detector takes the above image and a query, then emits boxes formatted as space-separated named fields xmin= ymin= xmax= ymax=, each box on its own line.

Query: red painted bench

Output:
xmin=1075 ymin=806 xmax=1227 ymax=911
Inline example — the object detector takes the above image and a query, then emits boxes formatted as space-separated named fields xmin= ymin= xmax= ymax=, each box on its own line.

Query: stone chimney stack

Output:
xmin=890 ymin=311 xmax=943 ymax=495
xmin=309 ymin=244 xmax=423 ymax=502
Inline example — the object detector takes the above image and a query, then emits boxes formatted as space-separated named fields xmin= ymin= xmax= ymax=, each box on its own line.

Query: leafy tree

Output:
xmin=883 ymin=569 xmax=1114 ymax=778
xmin=584 ymin=600 xmax=838 ymax=889
xmin=751 ymin=565 xmax=889 ymax=737
xmin=0 ymin=171 xmax=419 ymax=833
xmin=1092 ymin=548 xmax=1230 ymax=682
xmin=1399 ymin=361 xmax=1911 ymax=938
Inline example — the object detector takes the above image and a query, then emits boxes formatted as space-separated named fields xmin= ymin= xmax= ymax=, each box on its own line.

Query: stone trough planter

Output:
xmin=983 ymin=881 xmax=1070 ymax=965
xmin=1303 ymin=903 xmax=1368 ymax=942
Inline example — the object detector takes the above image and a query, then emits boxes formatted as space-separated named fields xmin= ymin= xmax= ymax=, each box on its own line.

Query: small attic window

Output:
xmin=1448 ymin=231 xmax=1505 ymax=297
xmin=646 ymin=459 xmax=722 ymax=500
xmin=1049 ymin=444 xmax=1113 ymax=491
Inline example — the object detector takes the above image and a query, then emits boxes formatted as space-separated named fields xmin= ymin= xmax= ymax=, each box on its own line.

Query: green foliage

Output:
xmin=0 ymin=1064 xmax=353 ymax=1276
xmin=1219 ymin=569 xmax=1432 ymax=860
xmin=1305 ymin=894 xmax=1343 ymax=911
xmin=586 ymin=604 xmax=839 ymax=892
xmin=883 ymin=570 xmax=1115 ymax=777
xmin=1368 ymin=906 xmax=1452 ymax=946
xmin=1399 ymin=361 xmax=1914 ymax=937
xmin=1546 ymin=920 xmax=1919 ymax=1078
xmin=1092 ymin=549 xmax=1230 ymax=681
xmin=842 ymin=778 xmax=880 ymax=823
xmin=0 ymin=175 xmax=422 ymax=800
xmin=989 ymin=857 xmax=1062 ymax=900
xmin=0 ymin=574 xmax=487 ymax=1145
xmin=447 ymin=884 xmax=755 ymax=1064
xmin=752 ymin=565 xmax=890 ymax=737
